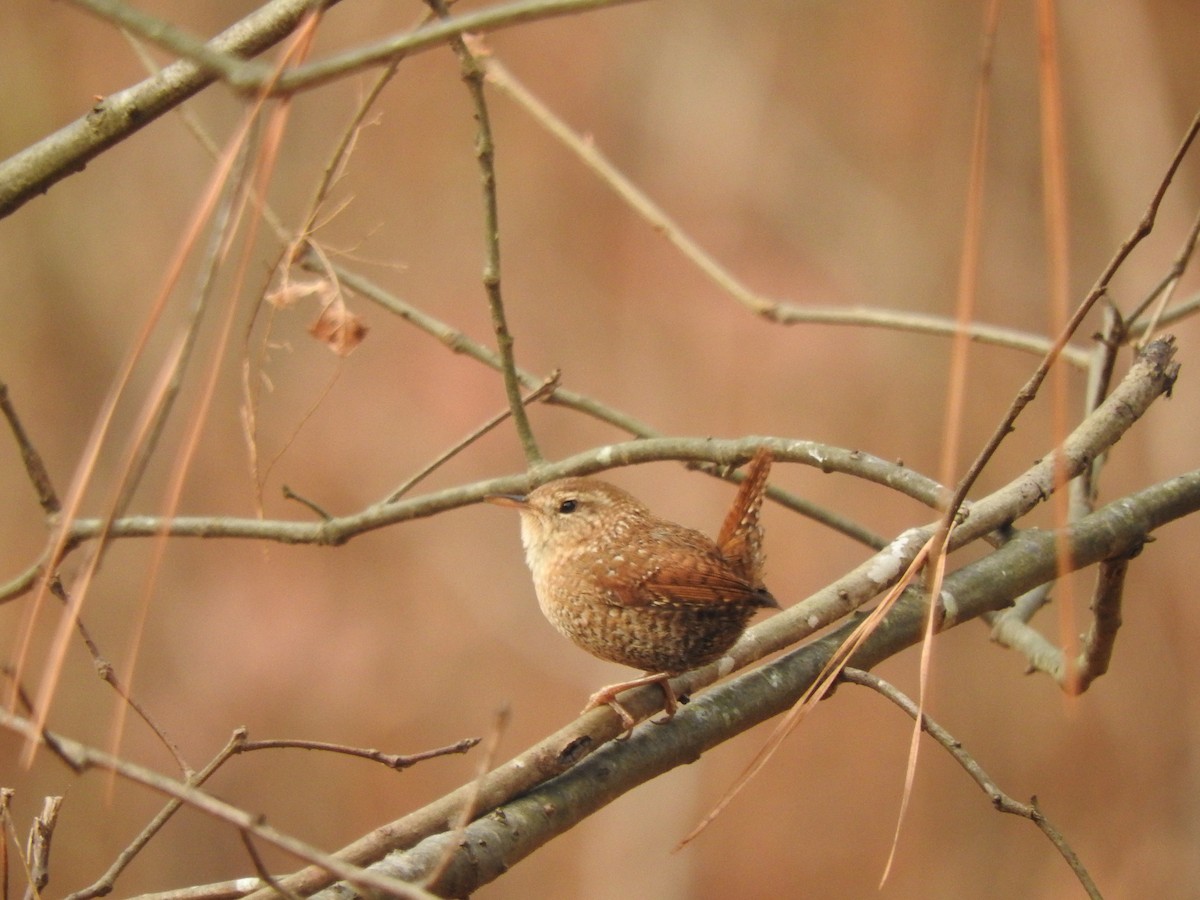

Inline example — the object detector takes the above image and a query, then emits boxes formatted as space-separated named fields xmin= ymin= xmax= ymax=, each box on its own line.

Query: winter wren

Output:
xmin=488 ymin=448 xmax=778 ymax=728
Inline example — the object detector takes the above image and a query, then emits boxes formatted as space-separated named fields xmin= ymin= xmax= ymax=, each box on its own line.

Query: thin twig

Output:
xmin=65 ymin=0 xmax=267 ymax=83
xmin=429 ymin=8 xmax=541 ymax=465
xmin=68 ymin=727 xmax=478 ymax=900
xmin=1073 ymin=302 xmax=1123 ymax=520
xmin=1 ymin=787 xmax=14 ymax=898
xmin=1134 ymin=204 xmax=1200 ymax=347
xmin=0 ymin=381 xmax=61 ymax=515
xmin=239 ymin=829 xmax=300 ymax=900
xmin=234 ymin=735 xmax=481 ymax=771
xmin=265 ymin=0 xmax=648 ymax=96
xmin=25 ymin=795 xmax=63 ymax=899
xmin=935 ymin=110 xmax=1200 ymax=562
xmin=482 ymin=57 xmax=1090 ymax=368
xmin=281 ymin=485 xmax=335 ymax=521
xmin=423 ymin=707 xmax=510 ymax=890
xmin=1133 ymin=288 xmax=1200 ymax=334
xmin=64 ymin=731 xmax=246 ymax=900
xmin=307 ymin=254 xmax=879 ymax=545
xmin=1073 ymin=553 xmax=1130 ymax=693
xmin=383 ymin=372 xmax=561 ymax=504
xmin=6 ymin=796 xmax=39 ymax=900
xmin=66 ymin=0 xmax=648 ymax=97
xmin=840 ymin=668 xmax=1102 ymax=899
xmin=989 ymin=548 xmax=1133 ymax=694
xmin=47 ymin=578 xmax=191 ymax=775
xmin=0 ymin=711 xmax=438 ymax=900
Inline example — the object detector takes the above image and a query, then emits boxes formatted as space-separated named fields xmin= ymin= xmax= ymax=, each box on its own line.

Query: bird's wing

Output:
xmin=596 ymin=540 xmax=775 ymax=610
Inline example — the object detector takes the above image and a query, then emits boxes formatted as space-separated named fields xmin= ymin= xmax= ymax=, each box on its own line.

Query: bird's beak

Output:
xmin=485 ymin=493 xmax=529 ymax=509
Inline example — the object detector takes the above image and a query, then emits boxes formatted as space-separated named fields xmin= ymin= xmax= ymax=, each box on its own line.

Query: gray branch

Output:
xmin=0 ymin=0 xmax=341 ymax=219
xmin=320 ymin=468 xmax=1200 ymax=897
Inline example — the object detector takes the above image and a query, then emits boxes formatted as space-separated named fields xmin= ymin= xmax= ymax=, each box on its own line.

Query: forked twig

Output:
xmin=63 ymin=727 xmax=476 ymax=900
xmin=0 ymin=710 xmax=440 ymax=900
xmin=309 ymin=256 xmax=880 ymax=545
xmin=987 ymin=548 xmax=1135 ymax=694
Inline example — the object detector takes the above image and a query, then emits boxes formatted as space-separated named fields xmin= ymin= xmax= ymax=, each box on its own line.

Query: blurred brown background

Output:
xmin=2 ymin=1 xmax=1199 ymax=897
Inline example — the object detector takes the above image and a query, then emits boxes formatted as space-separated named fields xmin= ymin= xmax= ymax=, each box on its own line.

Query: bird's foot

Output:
xmin=582 ymin=673 xmax=677 ymax=734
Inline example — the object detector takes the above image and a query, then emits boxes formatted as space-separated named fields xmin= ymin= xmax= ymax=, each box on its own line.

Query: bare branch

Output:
xmin=840 ymin=669 xmax=1102 ymax=900
xmin=0 ymin=711 xmax=439 ymax=900
xmin=302 ymin=471 xmax=1200 ymax=897
xmin=25 ymin=795 xmax=63 ymax=900
xmin=48 ymin=578 xmax=191 ymax=774
xmin=234 ymin=736 xmax=481 ymax=771
xmin=15 ymin=337 xmax=1168 ymax=599
xmin=0 ymin=381 xmax=61 ymax=515
xmin=0 ymin=0 xmax=337 ymax=219
xmin=483 ymin=58 xmax=1088 ymax=367
xmin=989 ymin=547 xmax=1134 ymax=693
xmin=383 ymin=372 xmax=560 ymax=505
xmin=429 ymin=6 xmax=541 ymax=464
xmin=265 ymin=0 xmax=650 ymax=96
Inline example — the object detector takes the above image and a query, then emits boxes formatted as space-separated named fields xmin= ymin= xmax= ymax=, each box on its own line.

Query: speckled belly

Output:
xmin=538 ymin=592 xmax=754 ymax=673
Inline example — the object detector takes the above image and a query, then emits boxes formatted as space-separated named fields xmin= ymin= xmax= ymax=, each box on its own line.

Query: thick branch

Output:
xmin=320 ymin=469 xmax=1200 ymax=896
xmin=0 ymin=0 xmax=339 ymax=219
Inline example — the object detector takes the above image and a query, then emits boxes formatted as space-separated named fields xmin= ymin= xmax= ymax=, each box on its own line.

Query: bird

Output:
xmin=488 ymin=448 xmax=778 ymax=729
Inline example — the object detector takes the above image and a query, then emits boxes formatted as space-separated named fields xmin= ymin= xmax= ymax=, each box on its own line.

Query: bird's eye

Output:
xmin=557 ymin=498 xmax=578 ymax=514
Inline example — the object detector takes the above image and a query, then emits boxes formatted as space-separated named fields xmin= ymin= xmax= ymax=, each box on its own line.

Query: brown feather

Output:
xmin=717 ymin=447 xmax=772 ymax=586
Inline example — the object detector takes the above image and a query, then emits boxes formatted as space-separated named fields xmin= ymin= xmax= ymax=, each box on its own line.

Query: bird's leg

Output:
xmin=582 ymin=672 xmax=677 ymax=731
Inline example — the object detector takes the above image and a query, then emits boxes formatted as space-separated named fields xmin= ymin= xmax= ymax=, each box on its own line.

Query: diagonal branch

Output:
xmin=245 ymin=344 xmax=1184 ymax=897
xmin=312 ymin=469 xmax=1200 ymax=897
xmin=0 ymin=712 xmax=441 ymax=900
xmin=0 ymin=0 xmax=341 ymax=219
xmin=840 ymin=669 xmax=1102 ymax=899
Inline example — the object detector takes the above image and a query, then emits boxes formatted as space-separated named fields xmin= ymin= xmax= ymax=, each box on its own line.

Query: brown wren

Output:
xmin=488 ymin=448 xmax=778 ymax=729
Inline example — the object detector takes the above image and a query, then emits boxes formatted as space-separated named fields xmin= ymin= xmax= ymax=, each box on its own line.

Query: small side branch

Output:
xmin=428 ymin=3 xmax=541 ymax=464
xmin=840 ymin=669 xmax=1101 ymax=900
xmin=0 ymin=381 xmax=61 ymax=515
xmin=233 ymin=735 xmax=481 ymax=771
xmin=26 ymin=795 xmax=64 ymax=899
xmin=264 ymin=473 xmax=1199 ymax=897
xmin=989 ymin=550 xmax=1132 ymax=694
xmin=0 ymin=711 xmax=438 ymax=900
